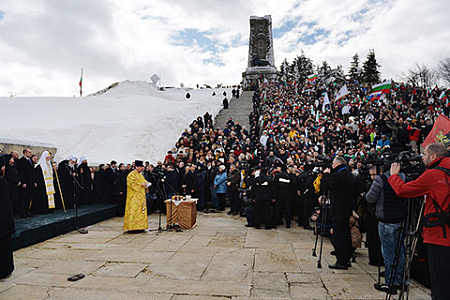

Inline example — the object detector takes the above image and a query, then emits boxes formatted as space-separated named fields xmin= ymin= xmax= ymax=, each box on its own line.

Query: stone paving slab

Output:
xmin=13 ymin=271 xmax=76 ymax=288
xmin=146 ymin=251 xmax=215 ymax=280
xmin=139 ymin=277 xmax=251 ymax=297
xmin=201 ymin=249 xmax=254 ymax=282
xmin=92 ymin=262 xmax=148 ymax=277
xmin=290 ymin=283 xmax=331 ymax=300
xmin=49 ymin=289 xmax=173 ymax=300
xmin=0 ymin=212 xmax=431 ymax=299
xmin=252 ymin=272 xmax=289 ymax=291
xmin=0 ymin=285 xmax=61 ymax=300
xmin=85 ymin=248 xmax=175 ymax=264
xmin=34 ymin=260 xmax=105 ymax=276
xmin=171 ymin=296 xmax=231 ymax=300
xmin=255 ymin=248 xmax=300 ymax=273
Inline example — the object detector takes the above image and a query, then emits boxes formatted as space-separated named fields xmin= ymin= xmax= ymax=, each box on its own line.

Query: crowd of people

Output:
xmin=1 ymin=77 xmax=449 ymax=299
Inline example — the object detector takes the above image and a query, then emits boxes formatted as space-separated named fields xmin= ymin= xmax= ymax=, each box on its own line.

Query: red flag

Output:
xmin=422 ymin=114 xmax=450 ymax=148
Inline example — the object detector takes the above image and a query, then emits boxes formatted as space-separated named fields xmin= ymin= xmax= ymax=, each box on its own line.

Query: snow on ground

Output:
xmin=1 ymin=80 xmax=231 ymax=165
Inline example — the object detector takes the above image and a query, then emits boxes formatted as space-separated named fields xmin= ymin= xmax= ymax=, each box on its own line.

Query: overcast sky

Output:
xmin=1 ymin=0 xmax=449 ymax=96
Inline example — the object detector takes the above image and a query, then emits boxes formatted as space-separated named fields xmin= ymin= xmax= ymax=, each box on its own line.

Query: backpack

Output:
xmin=422 ymin=166 xmax=450 ymax=238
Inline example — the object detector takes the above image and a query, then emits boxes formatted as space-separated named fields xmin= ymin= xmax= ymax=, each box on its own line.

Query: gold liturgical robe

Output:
xmin=123 ymin=170 xmax=148 ymax=231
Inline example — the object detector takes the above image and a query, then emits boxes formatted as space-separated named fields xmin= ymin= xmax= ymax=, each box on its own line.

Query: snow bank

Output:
xmin=1 ymin=80 xmax=231 ymax=165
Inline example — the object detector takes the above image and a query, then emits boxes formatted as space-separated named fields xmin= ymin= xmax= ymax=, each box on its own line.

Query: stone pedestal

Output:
xmin=242 ymin=15 xmax=278 ymax=88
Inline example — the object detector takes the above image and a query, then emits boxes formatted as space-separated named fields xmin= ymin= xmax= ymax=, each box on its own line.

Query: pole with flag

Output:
xmin=335 ymin=84 xmax=349 ymax=102
xmin=368 ymin=80 xmax=391 ymax=101
xmin=438 ymin=90 xmax=448 ymax=107
xmin=79 ymin=68 xmax=83 ymax=97
xmin=322 ymin=92 xmax=330 ymax=113
xmin=307 ymin=74 xmax=317 ymax=82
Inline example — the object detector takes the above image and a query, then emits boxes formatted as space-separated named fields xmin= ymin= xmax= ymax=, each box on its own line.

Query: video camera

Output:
xmin=362 ymin=151 xmax=424 ymax=178
xmin=237 ymin=161 xmax=251 ymax=171
xmin=150 ymin=165 xmax=166 ymax=180
xmin=311 ymin=155 xmax=333 ymax=169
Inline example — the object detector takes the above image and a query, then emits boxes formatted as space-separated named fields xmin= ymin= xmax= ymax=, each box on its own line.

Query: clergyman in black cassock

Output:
xmin=0 ymin=176 xmax=15 ymax=278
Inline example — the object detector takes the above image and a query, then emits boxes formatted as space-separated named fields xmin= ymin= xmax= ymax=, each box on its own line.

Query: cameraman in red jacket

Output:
xmin=389 ymin=143 xmax=450 ymax=300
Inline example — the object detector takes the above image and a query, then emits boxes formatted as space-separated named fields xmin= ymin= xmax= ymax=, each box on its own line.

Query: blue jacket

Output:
xmin=214 ymin=172 xmax=227 ymax=194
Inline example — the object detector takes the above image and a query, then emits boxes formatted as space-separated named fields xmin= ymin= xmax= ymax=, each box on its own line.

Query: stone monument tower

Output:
xmin=242 ymin=15 xmax=278 ymax=88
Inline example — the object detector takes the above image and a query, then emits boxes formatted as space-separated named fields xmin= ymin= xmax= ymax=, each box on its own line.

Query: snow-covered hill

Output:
xmin=1 ymin=81 xmax=230 ymax=165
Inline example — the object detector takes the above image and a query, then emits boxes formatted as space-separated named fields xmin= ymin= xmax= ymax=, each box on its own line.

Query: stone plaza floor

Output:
xmin=0 ymin=212 xmax=431 ymax=300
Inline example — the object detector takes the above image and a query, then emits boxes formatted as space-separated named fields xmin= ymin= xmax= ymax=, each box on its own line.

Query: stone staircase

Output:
xmin=214 ymin=91 xmax=254 ymax=130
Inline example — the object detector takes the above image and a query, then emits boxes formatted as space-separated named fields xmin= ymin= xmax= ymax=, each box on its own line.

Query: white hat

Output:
xmin=219 ymin=165 xmax=226 ymax=171
xmin=64 ymin=155 xmax=77 ymax=162
xmin=77 ymin=156 xmax=87 ymax=167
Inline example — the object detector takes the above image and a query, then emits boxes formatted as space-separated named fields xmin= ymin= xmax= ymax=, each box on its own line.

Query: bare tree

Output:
xmin=437 ymin=56 xmax=450 ymax=86
xmin=402 ymin=63 xmax=436 ymax=88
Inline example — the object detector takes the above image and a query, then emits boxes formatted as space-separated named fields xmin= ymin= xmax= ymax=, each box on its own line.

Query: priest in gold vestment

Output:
xmin=123 ymin=160 xmax=149 ymax=232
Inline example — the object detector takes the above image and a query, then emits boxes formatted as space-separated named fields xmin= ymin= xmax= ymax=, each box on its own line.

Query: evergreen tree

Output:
xmin=362 ymin=49 xmax=381 ymax=84
xmin=279 ymin=59 xmax=290 ymax=83
xmin=332 ymin=64 xmax=345 ymax=84
xmin=348 ymin=53 xmax=361 ymax=80
xmin=317 ymin=61 xmax=332 ymax=84
xmin=293 ymin=50 xmax=314 ymax=83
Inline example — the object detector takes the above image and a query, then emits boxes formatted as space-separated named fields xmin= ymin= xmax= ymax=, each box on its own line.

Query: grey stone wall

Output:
xmin=0 ymin=139 xmax=57 ymax=160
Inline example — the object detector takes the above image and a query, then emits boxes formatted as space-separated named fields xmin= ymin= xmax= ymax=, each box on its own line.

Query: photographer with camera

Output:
xmin=321 ymin=156 xmax=355 ymax=270
xmin=251 ymin=166 xmax=275 ymax=230
xmin=366 ymin=163 xmax=407 ymax=295
xmin=389 ymin=143 xmax=450 ymax=300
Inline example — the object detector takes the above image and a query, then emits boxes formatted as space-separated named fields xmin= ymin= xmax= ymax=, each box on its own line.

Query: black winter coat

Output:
xmin=104 ymin=168 xmax=116 ymax=197
xmin=164 ymin=170 xmax=178 ymax=195
xmin=115 ymin=170 xmax=127 ymax=195
xmin=182 ymin=171 xmax=196 ymax=195
xmin=17 ymin=156 xmax=34 ymax=187
xmin=5 ymin=162 xmax=20 ymax=186
xmin=227 ymin=170 xmax=240 ymax=194
xmin=251 ymin=174 xmax=275 ymax=201
xmin=195 ymin=169 xmax=206 ymax=192
xmin=274 ymin=171 xmax=296 ymax=199
xmin=57 ymin=160 xmax=75 ymax=208
xmin=0 ymin=177 xmax=15 ymax=238
xmin=321 ymin=165 xmax=355 ymax=221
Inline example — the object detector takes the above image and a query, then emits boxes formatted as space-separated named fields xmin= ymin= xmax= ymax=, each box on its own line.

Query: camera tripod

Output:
xmin=312 ymin=195 xmax=331 ymax=268
xmin=382 ymin=197 xmax=425 ymax=300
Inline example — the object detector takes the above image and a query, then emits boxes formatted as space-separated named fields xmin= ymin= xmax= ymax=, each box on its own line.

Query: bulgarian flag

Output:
xmin=369 ymin=80 xmax=391 ymax=100
xmin=307 ymin=74 xmax=317 ymax=82
xmin=79 ymin=68 xmax=83 ymax=97
xmin=439 ymin=90 xmax=447 ymax=101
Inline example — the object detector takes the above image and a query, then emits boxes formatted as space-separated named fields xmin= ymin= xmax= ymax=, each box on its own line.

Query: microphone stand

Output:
xmin=148 ymin=174 xmax=171 ymax=233
xmin=66 ymin=164 xmax=88 ymax=234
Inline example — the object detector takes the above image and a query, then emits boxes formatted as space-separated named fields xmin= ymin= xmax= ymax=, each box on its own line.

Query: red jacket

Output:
xmin=388 ymin=156 xmax=450 ymax=246
xmin=407 ymin=125 xmax=420 ymax=141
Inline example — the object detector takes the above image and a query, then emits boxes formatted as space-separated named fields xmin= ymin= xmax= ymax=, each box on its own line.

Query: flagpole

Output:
xmin=80 ymin=68 xmax=83 ymax=97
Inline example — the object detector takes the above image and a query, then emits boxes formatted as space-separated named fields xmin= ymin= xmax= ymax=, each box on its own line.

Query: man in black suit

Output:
xmin=115 ymin=163 xmax=127 ymax=216
xmin=16 ymin=148 xmax=35 ymax=218
xmin=0 ymin=175 xmax=15 ymax=278
xmin=321 ymin=156 xmax=355 ymax=270
xmin=104 ymin=160 xmax=117 ymax=203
